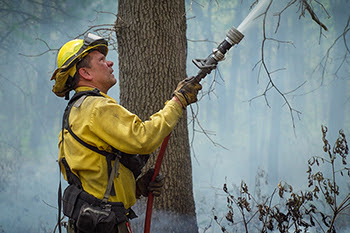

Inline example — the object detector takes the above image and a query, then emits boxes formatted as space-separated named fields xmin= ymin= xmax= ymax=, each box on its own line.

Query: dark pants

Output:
xmin=66 ymin=219 xmax=132 ymax=233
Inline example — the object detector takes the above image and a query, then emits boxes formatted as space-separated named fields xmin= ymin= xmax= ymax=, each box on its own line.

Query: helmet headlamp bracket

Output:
xmin=83 ymin=33 xmax=108 ymax=50
xmin=61 ymin=33 xmax=108 ymax=70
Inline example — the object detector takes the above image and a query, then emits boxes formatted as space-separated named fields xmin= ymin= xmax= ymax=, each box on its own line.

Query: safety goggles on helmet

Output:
xmin=61 ymin=33 xmax=108 ymax=69
xmin=83 ymin=33 xmax=108 ymax=49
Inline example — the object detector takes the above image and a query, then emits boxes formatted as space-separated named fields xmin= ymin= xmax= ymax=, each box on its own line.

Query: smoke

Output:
xmin=0 ymin=0 xmax=349 ymax=232
xmin=0 ymin=155 xmax=59 ymax=233
xmin=130 ymin=210 xmax=198 ymax=233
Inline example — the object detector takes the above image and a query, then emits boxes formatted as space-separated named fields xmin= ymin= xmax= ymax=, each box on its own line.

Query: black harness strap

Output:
xmin=57 ymin=89 xmax=149 ymax=232
xmin=61 ymin=158 xmax=82 ymax=188
xmin=62 ymin=88 xmax=149 ymax=179
xmin=62 ymin=88 xmax=118 ymax=196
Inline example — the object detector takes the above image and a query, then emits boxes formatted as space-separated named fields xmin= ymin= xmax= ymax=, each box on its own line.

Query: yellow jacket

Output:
xmin=58 ymin=86 xmax=183 ymax=209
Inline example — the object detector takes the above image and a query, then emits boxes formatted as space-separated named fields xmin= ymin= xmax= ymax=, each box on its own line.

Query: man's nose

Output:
xmin=107 ymin=60 xmax=114 ymax=67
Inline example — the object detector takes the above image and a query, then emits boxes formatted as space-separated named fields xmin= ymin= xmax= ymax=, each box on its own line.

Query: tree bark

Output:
xmin=116 ymin=1 xmax=198 ymax=232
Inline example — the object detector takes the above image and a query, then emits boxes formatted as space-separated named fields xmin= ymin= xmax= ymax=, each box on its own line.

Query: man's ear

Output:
xmin=78 ymin=67 xmax=92 ymax=81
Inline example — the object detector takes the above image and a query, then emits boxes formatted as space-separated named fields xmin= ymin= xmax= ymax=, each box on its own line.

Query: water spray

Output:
xmin=191 ymin=0 xmax=271 ymax=81
xmin=183 ymin=0 xmax=271 ymax=85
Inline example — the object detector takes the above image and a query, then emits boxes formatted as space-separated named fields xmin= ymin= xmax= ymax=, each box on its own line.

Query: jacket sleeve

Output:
xmin=88 ymin=98 xmax=183 ymax=155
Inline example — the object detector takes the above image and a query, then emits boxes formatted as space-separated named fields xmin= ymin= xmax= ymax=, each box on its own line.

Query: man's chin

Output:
xmin=111 ymin=77 xmax=117 ymax=86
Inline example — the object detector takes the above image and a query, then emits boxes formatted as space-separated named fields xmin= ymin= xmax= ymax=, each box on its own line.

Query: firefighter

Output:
xmin=51 ymin=33 xmax=201 ymax=233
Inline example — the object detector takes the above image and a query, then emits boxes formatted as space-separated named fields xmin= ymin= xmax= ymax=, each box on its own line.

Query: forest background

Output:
xmin=0 ymin=0 xmax=349 ymax=232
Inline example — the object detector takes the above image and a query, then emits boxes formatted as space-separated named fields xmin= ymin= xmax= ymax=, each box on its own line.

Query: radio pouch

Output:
xmin=63 ymin=184 xmax=83 ymax=218
xmin=76 ymin=203 xmax=116 ymax=233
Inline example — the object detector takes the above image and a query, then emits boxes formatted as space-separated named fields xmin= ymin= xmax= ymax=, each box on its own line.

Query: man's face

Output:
xmin=86 ymin=50 xmax=116 ymax=92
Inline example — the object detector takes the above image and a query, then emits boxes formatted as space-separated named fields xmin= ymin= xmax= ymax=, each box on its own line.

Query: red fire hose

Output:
xmin=144 ymin=133 xmax=171 ymax=233
xmin=143 ymin=24 xmax=244 ymax=233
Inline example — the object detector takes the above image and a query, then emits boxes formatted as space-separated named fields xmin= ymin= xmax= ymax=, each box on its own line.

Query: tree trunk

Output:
xmin=115 ymin=1 xmax=198 ymax=232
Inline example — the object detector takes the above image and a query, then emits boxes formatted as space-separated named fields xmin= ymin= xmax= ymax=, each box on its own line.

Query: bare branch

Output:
xmin=343 ymin=16 xmax=350 ymax=53
xmin=266 ymin=37 xmax=295 ymax=48
xmin=42 ymin=200 xmax=57 ymax=210
xmin=283 ymin=80 xmax=307 ymax=95
xmin=314 ymin=0 xmax=331 ymax=19
xmin=301 ymin=0 xmax=328 ymax=31
xmin=0 ymin=74 xmax=27 ymax=96
xmin=186 ymin=0 xmax=205 ymax=16
xmin=188 ymin=102 xmax=229 ymax=152
xmin=19 ymin=38 xmax=57 ymax=57
xmin=0 ymin=8 xmax=40 ymax=22
xmin=250 ymin=0 xmax=301 ymax=130
xmin=27 ymin=0 xmax=70 ymax=17
xmin=316 ymin=26 xmax=350 ymax=83
xmin=273 ymin=0 xmax=297 ymax=33
xmin=187 ymin=38 xmax=218 ymax=44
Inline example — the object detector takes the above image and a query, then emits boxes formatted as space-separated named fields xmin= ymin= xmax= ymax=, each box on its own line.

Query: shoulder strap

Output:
xmin=102 ymin=156 xmax=120 ymax=204
xmin=62 ymin=88 xmax=119 ymax=196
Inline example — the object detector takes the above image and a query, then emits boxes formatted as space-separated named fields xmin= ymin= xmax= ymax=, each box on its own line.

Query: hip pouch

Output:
xmin=63 ymin=185 xmax=129 ymax=233
xmin=62 ymin=184 xmax=82 ymax=218
xmin=76 ymin=203 xmax=116 ymax=233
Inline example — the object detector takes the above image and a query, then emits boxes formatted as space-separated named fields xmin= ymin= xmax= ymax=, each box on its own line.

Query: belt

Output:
xmin=63 ymin=185 xmax=137 ymax=224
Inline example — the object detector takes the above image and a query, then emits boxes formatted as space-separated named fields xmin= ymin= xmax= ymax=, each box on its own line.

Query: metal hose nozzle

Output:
xmin=192 ymin=26 xmax=244 ymax=81
xmin=226 ymin=26 xmax=244 ymax=45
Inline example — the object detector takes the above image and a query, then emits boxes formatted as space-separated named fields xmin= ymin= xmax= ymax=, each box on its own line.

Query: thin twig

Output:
xmin=301 ymin=0 xmax=328 ymax=31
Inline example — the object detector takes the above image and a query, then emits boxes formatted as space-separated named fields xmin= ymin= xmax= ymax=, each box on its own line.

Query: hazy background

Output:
xmin=0 ymin=0 xmax=349 ymax=232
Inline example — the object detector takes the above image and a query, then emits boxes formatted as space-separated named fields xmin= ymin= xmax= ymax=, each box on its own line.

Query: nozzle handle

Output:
xmin=192 ymin=26 xmax=244 ymax=82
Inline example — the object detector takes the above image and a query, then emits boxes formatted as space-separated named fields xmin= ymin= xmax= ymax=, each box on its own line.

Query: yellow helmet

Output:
xmin=51 ymin=33 xmax=108 ymax=98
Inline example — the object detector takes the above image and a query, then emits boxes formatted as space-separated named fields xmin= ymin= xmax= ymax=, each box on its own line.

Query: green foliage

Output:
xmin=213 ymin=126 xmax=350 ymax=233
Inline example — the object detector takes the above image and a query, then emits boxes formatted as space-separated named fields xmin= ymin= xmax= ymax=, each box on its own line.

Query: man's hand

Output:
xmin=173 ymin=77 xmax=202 ymax=108
xmin=136 ymin=168 xmax=165 ymax=198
